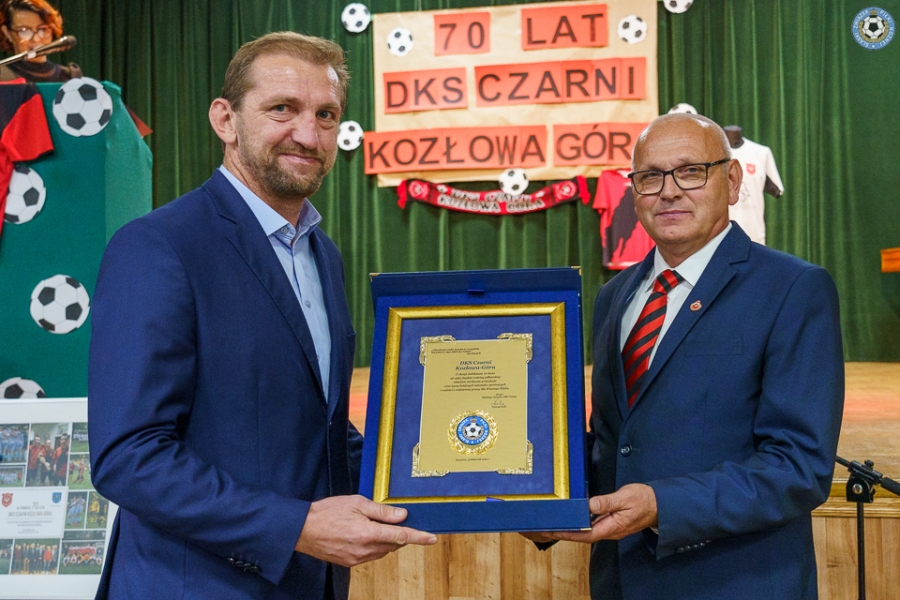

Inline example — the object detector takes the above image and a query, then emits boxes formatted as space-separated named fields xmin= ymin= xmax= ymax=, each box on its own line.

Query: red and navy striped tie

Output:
xmin=622 ymin=269 xmax=684 ymax=408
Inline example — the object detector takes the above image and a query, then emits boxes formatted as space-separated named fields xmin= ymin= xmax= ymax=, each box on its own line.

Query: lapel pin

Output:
xmin=690 ymin=300 xmax=702 ymax=311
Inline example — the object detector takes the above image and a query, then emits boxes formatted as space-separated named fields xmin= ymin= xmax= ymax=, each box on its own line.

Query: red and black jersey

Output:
xmin=593 ymin=170 xmax=655 ymax=270
xmin=0 ymin=82 xmax=54 ymax=237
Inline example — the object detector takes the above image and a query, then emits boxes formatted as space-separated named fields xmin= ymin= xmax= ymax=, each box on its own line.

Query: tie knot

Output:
xmin=654 ymin=269 xmax=683 ymax=293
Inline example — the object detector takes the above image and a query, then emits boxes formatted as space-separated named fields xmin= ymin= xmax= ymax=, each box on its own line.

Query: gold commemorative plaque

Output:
xmin=412 ymin=335 xmax=532 ymax=477
xmin=363 ymin=270 xmax=590 ymax=532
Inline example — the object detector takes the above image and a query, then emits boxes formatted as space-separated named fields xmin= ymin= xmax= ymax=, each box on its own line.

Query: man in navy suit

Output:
xmin=88 ymin=32 xmax=435 ymax=600
xmin=541 ymin=114 xmax=844 ymax=599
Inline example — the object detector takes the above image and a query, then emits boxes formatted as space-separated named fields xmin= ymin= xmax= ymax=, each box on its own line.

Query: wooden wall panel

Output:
xmin=350 ymin=535 xmax=591 ymax=599
xmin=350 ymin=507 xmax=900 ymax=599
xmin=449 ymin=534 xmax=501 ymax=600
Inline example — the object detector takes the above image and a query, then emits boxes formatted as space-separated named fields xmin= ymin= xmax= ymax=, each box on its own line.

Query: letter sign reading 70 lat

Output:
xmin=434 ymin=12 xmax=491 ymax=55
xmin=521 ymin=4 xmax=608 ymax=49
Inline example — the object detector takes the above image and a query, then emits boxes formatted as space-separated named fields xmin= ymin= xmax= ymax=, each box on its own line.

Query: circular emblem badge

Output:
xmin=408 ymin=180 xmax=429 ymax=199
xmin=448 ymin=411 xmax=498 ymax=454
xmin=853 ymin=7 xmax=895 ymax=50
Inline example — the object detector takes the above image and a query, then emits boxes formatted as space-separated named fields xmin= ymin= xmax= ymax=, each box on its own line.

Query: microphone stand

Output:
xmin=835 ymin=456 xmax=900 ymax=600
xmin=0 ymin=35 xmax=77 ymax=68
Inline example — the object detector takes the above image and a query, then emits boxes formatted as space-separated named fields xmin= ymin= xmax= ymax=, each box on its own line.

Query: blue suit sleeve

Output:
xmin=88 ymin=221 xmax=308 ymax=585
xmin=648 ymin=266 xmax=844 ymax=558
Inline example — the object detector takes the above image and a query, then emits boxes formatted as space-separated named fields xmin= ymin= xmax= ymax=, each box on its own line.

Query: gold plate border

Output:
xmin=373 ymin=303 xmax=569 ymax=504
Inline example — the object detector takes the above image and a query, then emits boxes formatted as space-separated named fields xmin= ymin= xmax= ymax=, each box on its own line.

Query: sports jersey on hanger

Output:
xmin=729 ymin=138 xmax=784 ymax=246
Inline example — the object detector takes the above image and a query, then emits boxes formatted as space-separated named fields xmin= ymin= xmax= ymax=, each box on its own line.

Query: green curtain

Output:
xmin=50 ymin=0 xmax=900 ymax=363
xmin=657 ymin=0 xmax=900 ymax=361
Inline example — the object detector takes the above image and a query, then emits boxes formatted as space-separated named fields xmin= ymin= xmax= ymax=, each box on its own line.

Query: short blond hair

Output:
xmin=221 ymin=31 xmax=349 ymax=111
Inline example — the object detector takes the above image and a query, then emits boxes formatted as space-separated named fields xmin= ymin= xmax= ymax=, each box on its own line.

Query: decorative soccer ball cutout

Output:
xmin=29 ymin=275 xmax=91 ymax=335
xmin=862 ymin=14 xmax=887 ymax=41
xmin=664 ymin=0 xmax=693 ymax=14
xmin=668 ymin=102 xmax=698 ymax=114
xmin=499 ymin=169 xmax=528 ymax=195
xmin=338 ymin=120 xmax=363 ymax=151
xmin=341 ymin=3 xmax=370 ymax=33
xmin=4 ymin=165 xmax=46 ymax=224
xmin=387 ymin=28 xmax=414 ymax=57
xmin=618 ymin=15 xmax=647 ymax=44
xmin=52 ymin=77 xmax=113 ymax=137
xmin=0 ymin=377 xmax=46 ymax=399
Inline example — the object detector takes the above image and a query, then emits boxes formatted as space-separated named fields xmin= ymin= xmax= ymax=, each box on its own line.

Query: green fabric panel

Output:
xmin=0 ymin=83 xmax=152 ymax=396
xmin=103 ymin=82 xmax=154 ymax=241
xmin=46 ymin=0 xmax=900 ymax=364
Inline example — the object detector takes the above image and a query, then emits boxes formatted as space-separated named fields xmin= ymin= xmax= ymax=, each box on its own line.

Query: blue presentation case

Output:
xmin=360 ymin=268 xmax=590 ymax=534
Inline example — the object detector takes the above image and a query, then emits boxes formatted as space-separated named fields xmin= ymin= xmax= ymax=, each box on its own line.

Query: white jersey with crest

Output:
xmin=728 ymin=138 xmax=784 ymax=246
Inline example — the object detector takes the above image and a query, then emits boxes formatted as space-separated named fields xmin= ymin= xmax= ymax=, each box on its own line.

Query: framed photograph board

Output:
xmin=360 ymin=268 xmax=590 ymax=533
xmin=0 ymin=398 xmax=116 ymax=599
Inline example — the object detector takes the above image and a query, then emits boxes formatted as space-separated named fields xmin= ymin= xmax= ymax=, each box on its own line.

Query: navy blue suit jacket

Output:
xmin=589 ymin=224 xmax=843 ymax=600
xmin=88 ymin=170 xmax=362 ymax=599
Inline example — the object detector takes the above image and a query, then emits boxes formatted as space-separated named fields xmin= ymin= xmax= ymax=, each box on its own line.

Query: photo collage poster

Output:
xmin=0 ymin=399 xmax=113 ymax=599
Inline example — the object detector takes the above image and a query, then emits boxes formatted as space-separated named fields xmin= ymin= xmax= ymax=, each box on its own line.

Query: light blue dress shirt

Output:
xmin=219 ymin=166 xmax=331 ymax=398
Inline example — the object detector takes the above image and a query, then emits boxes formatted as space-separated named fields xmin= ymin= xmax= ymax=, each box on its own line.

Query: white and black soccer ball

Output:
xmin=618 ymin=15 xmax=647 ymax=44
xmin=668 ymin=102 xmax=698 ymax=114
xmin=52 ymin=77 xmax=113 ymax=137
xmin=4 ymin=165 xmax=45 ymax=224
xmin=29 ymin=275 xmax=91 ymax=335
xmin=387 ymin=27 xmax=413 ymax=57
xmin=462 ymin=420 xmax=484 ymax=440
xmin=499 ymin=169 xmax=528 ymax=195
xmin=861 ymin=14 xmax=887 ymax=41
xmin=0 ymin=377 xmax=46 ymax=399
xmin=664 ymin=0 xmax=693 ymax=14
xmin=337 ymin=120 xmax=363 ymax=151
xmin=341 ymin=3 xmax=370 ymax=33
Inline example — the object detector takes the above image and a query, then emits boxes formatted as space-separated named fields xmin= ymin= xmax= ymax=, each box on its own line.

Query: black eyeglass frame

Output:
xmin=627 ymin=158 xmax=732 ymax=196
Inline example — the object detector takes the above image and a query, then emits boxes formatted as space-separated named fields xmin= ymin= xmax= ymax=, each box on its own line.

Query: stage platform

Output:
xmin=347 ymin=362 xmax=900 ymax=600
xmin=349 ymin=362 xmax=900 ymax=482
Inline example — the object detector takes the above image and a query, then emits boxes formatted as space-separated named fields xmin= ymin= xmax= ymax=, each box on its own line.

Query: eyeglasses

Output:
xmin=10 ymin=25 xmax=52 ymax=42
xmin=628 ymin=158 xmax=731 ymax=195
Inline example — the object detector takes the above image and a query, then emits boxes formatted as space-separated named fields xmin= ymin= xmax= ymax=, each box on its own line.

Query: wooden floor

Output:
xmin=351 ymin=362 xmax=900 ymax=482
xmin=347 ymin=362 xmax=900 ymax=600
xmin=838 ymin=363 xmax=900 ymax=479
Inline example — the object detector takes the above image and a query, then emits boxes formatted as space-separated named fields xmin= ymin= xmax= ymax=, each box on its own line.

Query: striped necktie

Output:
xmin=622 ymin=269 xmax=684 ymax=408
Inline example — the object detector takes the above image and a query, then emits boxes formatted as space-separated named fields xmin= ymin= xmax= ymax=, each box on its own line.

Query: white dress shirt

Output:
xmin=619 ymin=223 xmax=732 ymax=366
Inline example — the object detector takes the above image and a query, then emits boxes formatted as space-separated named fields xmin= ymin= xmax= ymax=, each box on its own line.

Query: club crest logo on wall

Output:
xmin=2 ymin=493 xmax=12 ymax=507
xmin=852 ymin=7 xmax=894 ymax=50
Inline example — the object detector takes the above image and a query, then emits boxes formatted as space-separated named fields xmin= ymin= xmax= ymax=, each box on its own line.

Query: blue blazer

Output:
xmin=88 ymin=170 xmax=362 ymax=600
xmin=588 ymin=224 xmax=843 ymax=600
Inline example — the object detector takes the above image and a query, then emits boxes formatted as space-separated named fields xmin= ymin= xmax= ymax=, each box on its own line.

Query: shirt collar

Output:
xmin=218 ymin=165 xmax=322 ymax=242
xmin=649 ymin=222 xmax=733 ymax=290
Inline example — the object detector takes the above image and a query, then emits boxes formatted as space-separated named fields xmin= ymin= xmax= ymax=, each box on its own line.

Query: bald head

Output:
xmin=628 ymin=112 xmax=743 ymax=267
xmin=633 ymin=114 xmax=731 ymax=170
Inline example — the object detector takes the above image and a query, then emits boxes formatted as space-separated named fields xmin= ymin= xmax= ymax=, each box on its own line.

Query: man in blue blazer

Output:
xmin=88 ymin=32 xmax=435 ymax=600
xmin=546 ymin=114 xmax=844 ymax=599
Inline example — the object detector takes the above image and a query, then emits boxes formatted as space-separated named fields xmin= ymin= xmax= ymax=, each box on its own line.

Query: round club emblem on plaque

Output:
xmin=448 ymin=411 xmax=498 ymax=454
